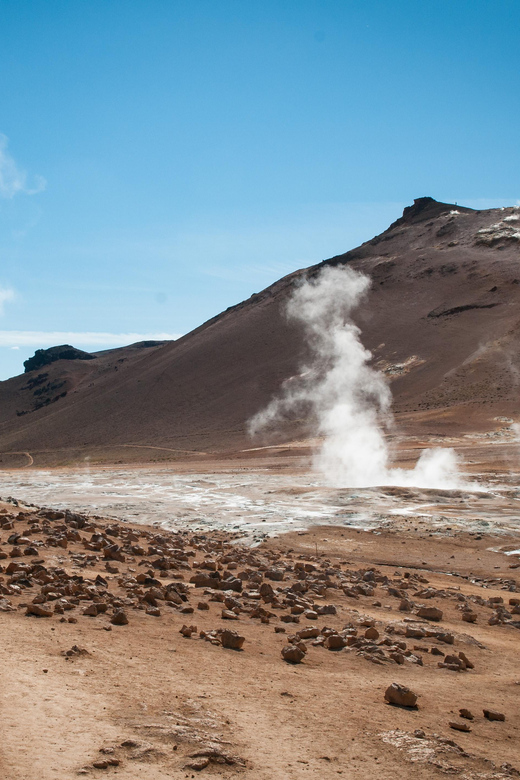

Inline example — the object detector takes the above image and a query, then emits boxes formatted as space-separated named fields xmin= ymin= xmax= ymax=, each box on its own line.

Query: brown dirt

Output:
xmin=1 ymin=496 xmax=519 ymax=780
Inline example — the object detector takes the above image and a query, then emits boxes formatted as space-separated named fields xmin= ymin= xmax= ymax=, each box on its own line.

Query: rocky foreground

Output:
xmin=0 ymin=496 xmax=519 ymax=779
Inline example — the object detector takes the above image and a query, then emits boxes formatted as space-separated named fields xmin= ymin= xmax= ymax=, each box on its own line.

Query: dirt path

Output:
xmin=0 ymin=451 xmax=33 ymax=467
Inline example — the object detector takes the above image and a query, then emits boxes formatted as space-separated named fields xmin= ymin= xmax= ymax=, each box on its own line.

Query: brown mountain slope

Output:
xmin=1 ymin=197 xmax=520 ymax=467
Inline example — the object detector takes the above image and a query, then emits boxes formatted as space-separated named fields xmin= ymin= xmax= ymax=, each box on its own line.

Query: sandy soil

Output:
xmin=0 ymin=487 xmax=519 ymax=780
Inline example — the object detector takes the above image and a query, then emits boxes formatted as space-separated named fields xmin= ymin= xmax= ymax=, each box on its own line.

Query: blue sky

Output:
xmin=1 ymin=0 xmax=519 ymax=379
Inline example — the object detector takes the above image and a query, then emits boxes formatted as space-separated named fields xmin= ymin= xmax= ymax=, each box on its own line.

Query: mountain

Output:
xmin=1 ymin=197 xmax=519 ymax=467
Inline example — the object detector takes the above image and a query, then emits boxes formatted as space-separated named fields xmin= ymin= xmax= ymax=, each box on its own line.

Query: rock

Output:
xmin=364 ymin=627 xmax=379 ymax=640
xmin=384 ymin=683 xmax=418 ymax=708
xmin=180 ymin=624 xmax=197 ymax=637
xmin=458 ymin=651 xmax=474 ymax=669
xmin=449 ymin=721 xmax=471 ymax=732
xmin=435 ymin=632 xmax=454 ymax=644
xmin=405 ymin=626 xmax=425 ymax=638
xmin=189 ymin=746 xmax=241 ymax=766
xmin=259 ymin=582 xmax=275 ymax=600
xmin=185 ymin=757 xmax=210 ymax=770
xmin=190 ymin=573 xmax=219 ymax=588
xmin=197 ymin=601 xmax=209 ymax=610
xmin=110 ymin=611 xmax=129 ymax=625
xmin=483 ymin=709 xmax=505 ymax=721
xmin=219 ymin=576 xmax=242 ymax=593
xmin=417 ymin=606 xmax=443 ymax=621
xmin=325 ymin=634 xmax=346 ymax=650
xmin=25 ymin=603 xmax=53 ymax=617
xmin=92 ymin=760 xmax=109 ymax=769
xmin=317 ymin=604 xmax=336 ymax=616
xmin=280 ymin=614 xmax=300 ymax=624
xmin=442 ymin=654 xmax=467 ymax=671
xmin=462 ymin=610 xmax=477 ymax=623
xmin=281 ymin=644 xmax=305 ymax=663
xmin=220 ymin=629 xmax=245 ymax=650
xmin=62 ymin=645 xmax=90 ymax=657
xmin=221 ymin=609 xmax=239 ymax=620
xmin=265 ymin=568 xmax=284 ymax=581
xmin=297 ymin=627 xmax=320 ymax=639
xmin=459 ymin=708 xmax=474 ymax=720
xmin=83 ymin=604 xmax=99 ymax=616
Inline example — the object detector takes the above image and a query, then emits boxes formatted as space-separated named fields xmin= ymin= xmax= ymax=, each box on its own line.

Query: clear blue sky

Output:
xmin=1 ymin=0 xmax=519 ymax=379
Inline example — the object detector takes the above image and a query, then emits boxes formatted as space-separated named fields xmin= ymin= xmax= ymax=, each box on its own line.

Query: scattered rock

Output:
xmin=220 ymin=630 xmax=245 ymax=650
xmin=417 ymin=606 xmax=443 ymax=621
xmin=110 ymin=611 xmax=129 ymax=626
xmin=449 ymin=721 xmax=471 ymax=732
xmin=185 ymin=757 xmax=210 ymax=770
xmin=483 ymin=709 xmax=505 ymax=721
xmin=325 ymin=634 xmax=346 ymax=650
xmin=384 ymin=683 xmax=418 ymax=708
xmin=281 ymin=644 xmax=306 ymax=664
xmin=25 ymin=603 xmax=53 ymax=617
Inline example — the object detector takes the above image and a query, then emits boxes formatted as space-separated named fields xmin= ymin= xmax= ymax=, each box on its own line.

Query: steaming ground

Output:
xmin=2 ymin=460 xmax=520 ymax=544
xmin=250 ymin=266 xmax=465 ymax=489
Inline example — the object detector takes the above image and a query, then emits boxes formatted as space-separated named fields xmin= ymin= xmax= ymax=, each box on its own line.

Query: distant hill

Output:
xmin=23 ymin=345 xmax=96 ymax=373
xmin=1 ymin=197 xmax=519 ymax=467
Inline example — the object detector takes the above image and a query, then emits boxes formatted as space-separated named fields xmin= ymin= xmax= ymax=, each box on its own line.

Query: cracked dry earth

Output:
xmin=0 ymin=497 xmax=519 ymax=779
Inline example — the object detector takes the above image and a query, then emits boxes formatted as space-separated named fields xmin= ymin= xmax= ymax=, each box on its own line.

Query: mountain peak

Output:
xmin=389 ymin=196 xmax=473 ymax=231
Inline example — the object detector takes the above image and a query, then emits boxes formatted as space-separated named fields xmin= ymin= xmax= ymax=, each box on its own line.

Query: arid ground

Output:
xmin=1 ymin=440 xmax=519 ymax=780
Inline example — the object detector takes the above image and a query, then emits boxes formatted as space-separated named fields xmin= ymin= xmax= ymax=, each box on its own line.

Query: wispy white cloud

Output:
xmin=0 ymin=134 xmax=46 ymax=199
xmin=0 ymin=331 xmax=181 ymax=348
xmin=0 ymin=286 xmax=15 ymax=314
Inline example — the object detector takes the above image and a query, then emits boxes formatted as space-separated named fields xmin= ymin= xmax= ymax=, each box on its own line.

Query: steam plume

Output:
xmin=249 ymin=265 xmax=464 ymax=489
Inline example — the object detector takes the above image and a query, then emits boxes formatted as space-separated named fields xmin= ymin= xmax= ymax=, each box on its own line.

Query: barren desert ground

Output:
xmin=0 ymin=440 xmax=519 ymax=780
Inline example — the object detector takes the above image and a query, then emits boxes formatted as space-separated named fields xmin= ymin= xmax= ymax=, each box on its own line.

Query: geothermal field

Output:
xmin=1 ymin=200 xmax=520 ymax=779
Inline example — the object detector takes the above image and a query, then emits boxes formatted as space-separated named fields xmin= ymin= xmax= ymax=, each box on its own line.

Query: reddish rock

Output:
xmin=384 ymin=683 xmax=418 ymax=708
xmin=25 ymin=603 xmax=53 ymax=617
xmin=483 ymin=709 xmax=505 ymax=721
xmin=417 ymin=606 xmax=443 ymax=621
xmin=449 ymin=721 xmax=471 ymax=732
xmin=220 ymin=630 xmax=245 ymax=650
xmin=110 ymin=611 xmax=129 ymax=626
xmin=281 ymin=644 xmax=305 ymax=664
xmin=325 ymin=634 xmax=346 ymax=650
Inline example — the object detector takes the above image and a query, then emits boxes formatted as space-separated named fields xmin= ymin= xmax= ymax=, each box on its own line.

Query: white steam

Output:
xmin=249 ymin=265 xmax=465 ymax=489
